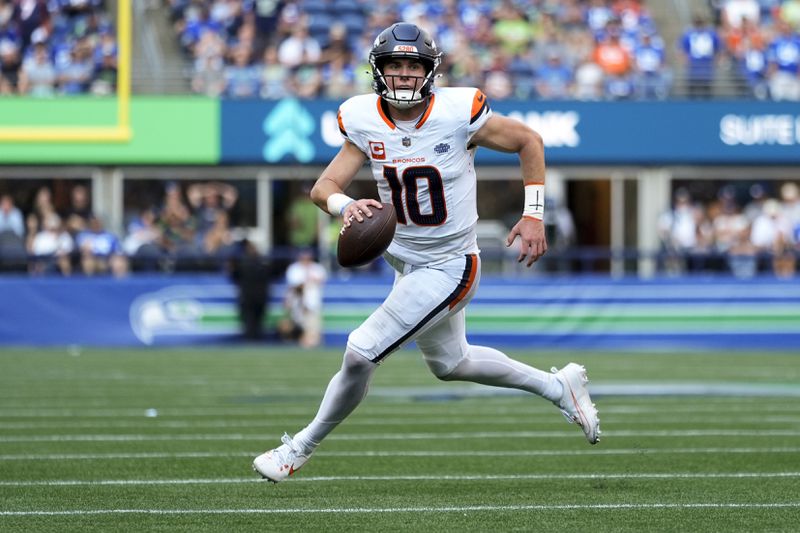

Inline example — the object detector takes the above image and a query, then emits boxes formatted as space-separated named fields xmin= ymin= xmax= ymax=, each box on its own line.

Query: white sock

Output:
xmin=292 ymin=349 xmax=376 ymax=453
xmin=445 ymin=345 xmax=563 ymax=402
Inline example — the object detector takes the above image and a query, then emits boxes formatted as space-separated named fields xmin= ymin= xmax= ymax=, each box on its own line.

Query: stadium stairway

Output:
xmin=131 ymin=0 xmax=191 ymax=94
xmin=646 ymin=0 xmax=693 ymax=97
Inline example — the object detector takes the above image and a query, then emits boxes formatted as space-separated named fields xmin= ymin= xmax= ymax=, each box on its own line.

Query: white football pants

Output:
xmin=348 ymin=253 xmax=479 ymax=374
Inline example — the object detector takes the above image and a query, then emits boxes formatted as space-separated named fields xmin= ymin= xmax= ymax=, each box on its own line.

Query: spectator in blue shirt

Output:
xmin=76 ymin=215 xmax=128 ymax=277
xmin=586 ymin=0 xmax=614 ymax=34
xmin=56 ymin=37 xmax=94 ymax=94
xmin=679 ymin=14 xmax=721 ymax=99
xmin=178 ymin=5 xmax=223 ymax=56
xmin=18 ymin=41 xmax=56 ymax=96
xmin=633 ymin=31 xmax=671 ymax=99
xmin=535 ymin=52 xmax=574 ymax=99
xmin=766 ymin=19 xmax=800 ymax=101
xmin=0 ymin=193 xmax=24 ymax=239
xmin=224 ymin=45 xmax=260 ymax=98
xmin=735 ymin=26 xmax=769 ymax=99
xmin=0 ymin=192 xmax=25 ymax=266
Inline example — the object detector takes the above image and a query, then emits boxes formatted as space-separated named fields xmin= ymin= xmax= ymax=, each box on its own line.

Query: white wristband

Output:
xmin=326 ymin=193 xmax=355 ymax=216
xmin=523 ymin=183 xmax=545 ymax=221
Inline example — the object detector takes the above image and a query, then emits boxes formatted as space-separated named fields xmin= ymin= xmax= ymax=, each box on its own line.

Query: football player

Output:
xmin=254 ymin=22 xmax=600 ymax=482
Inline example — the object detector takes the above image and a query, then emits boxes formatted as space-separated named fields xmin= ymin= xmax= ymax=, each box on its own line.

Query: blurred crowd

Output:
xmin=173 ymin=0 xmax=800 ymax=101
xmin=0 ymin=181 xmax=244 ymax=277
xmin=682 ymin=0 xmax=800 ymax=99
xmin=2 ymin=1 xmax=798 ymax=100
xmin=658 ymin=181 xmax=800 ymax=278
xmin=0 ymin=0 xmax=118 ymax=96
xmin=174 ymin=0 xmax=674 ymax=101
xmin=2 ymin=177 xmax=799 ymax=279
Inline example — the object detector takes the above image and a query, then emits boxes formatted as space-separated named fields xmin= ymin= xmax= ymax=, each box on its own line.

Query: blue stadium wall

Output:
xmin=1 ymin=275 xmax=798 ymax=350
xmin=222 ymin=99 xmax=800 ymax=165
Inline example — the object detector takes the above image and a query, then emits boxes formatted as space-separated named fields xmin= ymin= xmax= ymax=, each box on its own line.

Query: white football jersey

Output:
xmin=337 ymin=87 xmax=492 ymax=266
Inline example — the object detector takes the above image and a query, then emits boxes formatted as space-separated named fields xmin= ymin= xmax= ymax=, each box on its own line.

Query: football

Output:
xmin=337 ymin=203 xmax=397 ymax=267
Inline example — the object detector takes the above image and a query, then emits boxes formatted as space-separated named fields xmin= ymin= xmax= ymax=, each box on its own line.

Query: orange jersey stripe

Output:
xmin=449 ymin=254 xmax=478 ymax=309
xmin=376 ymin=98 xmax=396 ymax=130
xmin=337 ymin=110 xmax=347 ymax=137
xmin=414 ymin=94 xmax=436 ymax=129
xmin=470 ymin=90 xmax=487 ymax=122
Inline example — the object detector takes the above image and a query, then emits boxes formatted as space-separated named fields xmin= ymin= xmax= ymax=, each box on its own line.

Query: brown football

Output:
xmin=337 ymin=203 xmax=397 ymax=267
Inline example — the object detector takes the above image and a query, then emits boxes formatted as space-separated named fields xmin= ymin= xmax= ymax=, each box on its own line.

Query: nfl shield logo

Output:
xmin=402 ymin=137 xmax=411 ymax=147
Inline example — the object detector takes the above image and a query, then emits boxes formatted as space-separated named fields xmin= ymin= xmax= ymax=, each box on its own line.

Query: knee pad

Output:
xmin=423 ymin=346 xmax=469 ymax=380
xmin=343 ymin=348 xmax=377 ymax=377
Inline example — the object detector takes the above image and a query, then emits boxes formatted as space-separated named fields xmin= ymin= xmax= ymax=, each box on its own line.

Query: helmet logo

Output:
xmin=393 ymin=45 xmax=418 ymax=53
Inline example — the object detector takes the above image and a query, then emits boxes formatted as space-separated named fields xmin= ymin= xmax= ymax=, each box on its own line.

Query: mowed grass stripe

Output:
xmin=3 ymin=472 xmax=799 ymax=487
xmin=0 ymin=400 xmax=793 ymax=418
xmin=3 ymin=413 xmax=799 ymax=430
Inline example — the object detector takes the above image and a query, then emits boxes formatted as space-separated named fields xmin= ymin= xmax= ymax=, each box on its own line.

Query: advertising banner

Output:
xmin=221 ymin=99 xmax=800 ymax=166
xmin=1 ymin=275 xmax=798 ymax=349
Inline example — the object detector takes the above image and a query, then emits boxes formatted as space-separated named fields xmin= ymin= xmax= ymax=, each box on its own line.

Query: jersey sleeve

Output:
xmin=336 ymin=99 xmax=369 ymax=156
xmin=466 ymin=88 xmax=492 ymax=138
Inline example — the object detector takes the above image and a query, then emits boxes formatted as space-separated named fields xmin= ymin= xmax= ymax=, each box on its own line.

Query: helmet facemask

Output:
xmin=371 ymin=56 xmax=438 ymax=109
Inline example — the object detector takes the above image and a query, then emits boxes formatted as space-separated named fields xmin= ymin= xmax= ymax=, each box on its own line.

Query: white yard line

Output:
xmin=1 ymin=429 xmax=800 ymax=443
xmin=1 ymin=447 xmax=798 ymax=461
xmin=1 ymin=472 xmax=798 ymax=487
xmin=1 ymin=503 xmax=799 ymax=516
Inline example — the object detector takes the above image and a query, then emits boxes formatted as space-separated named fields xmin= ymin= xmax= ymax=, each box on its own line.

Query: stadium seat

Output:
xmin=339 ymin=13 xmax=365 ymax=34
xmin=308 ymin=13 xmax=336 ymax=36
xmin=299 ymin=0 xmax=330 ymax=16
xmin=330 ymin=0 xmax=364 ymax=17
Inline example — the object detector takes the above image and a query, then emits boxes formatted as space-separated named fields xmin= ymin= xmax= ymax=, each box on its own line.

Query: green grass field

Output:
xmin=1 ymin=347 xmax=799 ymax=532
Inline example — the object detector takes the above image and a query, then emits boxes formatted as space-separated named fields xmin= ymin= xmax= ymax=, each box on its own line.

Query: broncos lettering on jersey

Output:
xmin=337 ymin=87 xmax=492 ymax=266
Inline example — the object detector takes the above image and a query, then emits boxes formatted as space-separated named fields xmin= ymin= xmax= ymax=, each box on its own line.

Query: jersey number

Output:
xmin=383 ymin=165 xmax=447 ymax=226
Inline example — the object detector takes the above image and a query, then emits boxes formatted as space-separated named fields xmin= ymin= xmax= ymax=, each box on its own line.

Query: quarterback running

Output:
xmin=253 ymin=22 xmax=600 ymax=483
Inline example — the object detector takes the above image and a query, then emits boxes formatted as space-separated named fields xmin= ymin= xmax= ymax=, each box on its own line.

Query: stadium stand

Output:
xmin=160 ymin=0 xmax=800 ymax=102
xmin=0 ymin=0 xmax=119 ymax=96
xmin=170 ymin=0 xmax=678 ymax=101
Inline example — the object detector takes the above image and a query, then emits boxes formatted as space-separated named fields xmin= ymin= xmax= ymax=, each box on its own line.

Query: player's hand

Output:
xmin=506 ymin=217 xmax=547 ymax=267
xmin=342 ymin=199 xmax=384 ymax=227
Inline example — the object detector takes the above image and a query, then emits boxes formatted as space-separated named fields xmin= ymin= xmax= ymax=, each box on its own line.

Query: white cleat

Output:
xmin=253 ymin=433 xmax=311 ymax=483
xmin=551 ymin=363 xmax=601 ymax=445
